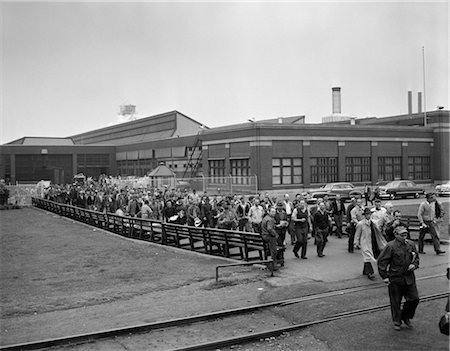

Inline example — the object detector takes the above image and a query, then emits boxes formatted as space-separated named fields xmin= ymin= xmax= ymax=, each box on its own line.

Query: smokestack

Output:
xmin=408 ymin=91 xmax=412 ymax=115
xmin=332 ymin=87 xmax=341 ymax=114
xmin=418 ymin=92 xmax=422 ymax=113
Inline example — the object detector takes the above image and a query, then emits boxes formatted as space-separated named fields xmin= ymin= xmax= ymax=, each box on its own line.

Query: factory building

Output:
xmin=1 ymin=92 xmax=448 ymax=190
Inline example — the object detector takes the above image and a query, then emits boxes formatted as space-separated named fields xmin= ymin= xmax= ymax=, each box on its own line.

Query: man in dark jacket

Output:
xmin=313 ymin=202 xmax=330 ymax=258
xmin=331 ymin=194 xmax=346 ymax=238
xmin=377 ymin=226 xmax=420 ymax=331
xmin=261 ymin=207 xmax=280 ymax=270
xmin=346 ymin=197 xmax=357 ymax=251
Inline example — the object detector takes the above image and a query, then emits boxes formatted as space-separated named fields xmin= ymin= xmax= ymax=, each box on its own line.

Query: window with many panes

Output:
xmin=230 ymin=159 xmax=250 ymax=184
xmin=408 ymin=156 xmax=430 ymax=180
xmin=209 ymin=159 xmax=226 ymax=183
xmin=345 ymin=157 xmax=371 ymax=182
xmin=378 ymin=157 xmax=402 ymax=181
xmin=272 ymin=158 xmax=302 ymax=185
xmin=310 ymin=157 xmax=338 ymax=183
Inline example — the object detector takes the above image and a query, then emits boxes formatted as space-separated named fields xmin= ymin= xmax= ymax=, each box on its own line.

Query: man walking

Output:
xmin=261 ymin=207 xmax=280 ymax=270
xmin=377 ymin=226 xmax=420 ymax=331
xmin=291 ymin=199 xmax=311 ymax=259
xmin=313 ymin=202 xmax=330 ymax=258
xmin=417 ymin=193 xmax=446 ymax=255
xmin=331 ymin=194 xmax=346 ymax=238
xmin=354 ymin=208 xmax=387 ymax=280
xmin=249 ymin=198 xmax=264 ymax=234
xmin=348 ymin=198 xmax=364 ymax=253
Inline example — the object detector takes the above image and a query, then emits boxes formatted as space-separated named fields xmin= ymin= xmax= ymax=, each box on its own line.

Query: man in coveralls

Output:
xmin=377 ymin=226 xmax=420 ymax=331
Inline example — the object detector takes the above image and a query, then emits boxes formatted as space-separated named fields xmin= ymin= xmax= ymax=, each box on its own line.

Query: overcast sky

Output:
xmin=1 ymin=1 xmax=448 ymax=144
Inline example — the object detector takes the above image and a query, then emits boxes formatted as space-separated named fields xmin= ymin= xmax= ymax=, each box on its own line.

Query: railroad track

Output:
xmin=171 ymin=291 xmax=448 ymax=351
xmin=1 ymin=274 xmax=447 ymax=351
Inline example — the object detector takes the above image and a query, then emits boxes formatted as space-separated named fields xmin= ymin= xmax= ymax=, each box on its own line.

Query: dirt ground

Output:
xmin=0 ymin=208 xmax=287 ymax=346
xmin=1 ymin=205 xmax=448 ymax=350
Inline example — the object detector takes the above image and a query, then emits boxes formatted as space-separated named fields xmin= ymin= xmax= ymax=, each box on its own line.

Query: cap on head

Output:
xmin=394 ymin=226 xmax=408 ymax=235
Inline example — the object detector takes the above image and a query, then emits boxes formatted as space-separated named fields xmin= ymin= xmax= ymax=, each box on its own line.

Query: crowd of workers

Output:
xmin=43 ymin=177 xmax=445 ymax=269
xmin=41 ymin=175 xmax=448 ymax=332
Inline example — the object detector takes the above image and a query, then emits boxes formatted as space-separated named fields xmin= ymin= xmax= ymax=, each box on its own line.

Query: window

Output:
xmin=272 ymin=158 xmax=302 ymax=185
xmin=230 ymin=159 xmax=250 ymax=184
xmin=408 ymin=156 xmax=430 ymax=180
xmin=77 ymin=154 xmax=109 ymax=166
xmin=15 ymin=154 xmax=73 ymax=184
xmin=209 ymin=159 xmax=225 ymax=183
xmin=345 ymin=157 xmax=371 ymax=182
xmin=378 ymin=157 xmax=402 ymax=181
xmin=310 ymin=157 xmax=337 ymax=183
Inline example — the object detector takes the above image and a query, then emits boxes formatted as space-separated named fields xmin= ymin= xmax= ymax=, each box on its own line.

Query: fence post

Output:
xmin=202 ymin=175 xmax=205 ymax=193
xmin=230 ymin=175 xmax=233 ymax=194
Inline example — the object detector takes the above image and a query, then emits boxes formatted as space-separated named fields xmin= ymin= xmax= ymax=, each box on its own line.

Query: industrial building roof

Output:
xmin=5 ymin=137 xmax=75 ymax=146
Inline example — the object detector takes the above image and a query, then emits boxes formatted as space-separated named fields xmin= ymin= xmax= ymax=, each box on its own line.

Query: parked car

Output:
xmin=378 ymin=180 xmax=425 ymax=200
xmin=305 ymin=182 xmax=364 ymax=204
xmin=436 ymin=181 xmax=450 ymax=197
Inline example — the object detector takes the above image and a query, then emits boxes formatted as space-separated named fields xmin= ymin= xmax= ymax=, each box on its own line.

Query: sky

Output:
xmin=1 ymin=1 xmax=448 ymax=144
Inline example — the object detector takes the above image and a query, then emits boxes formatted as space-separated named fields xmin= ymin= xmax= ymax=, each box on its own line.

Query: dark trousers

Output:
xmin=419 ymin=221 xmax=441 ymax=252
xmin=252 ymin=222 xmax=262 ymax=234
xmin=388 ymin=282 xmax=420 ymax=325
xmin=347 ymin=224 xmax=355 ymax=252
xmin=238 ymin=218 xmax=249 ymax=231
xmin=333 ymin=214 xmax=343 ymax=237
xmin=293 ymin=225 xmax=308 ymax=258
xmin=276 ymin=228 xmax=286 ymax=247
xmin=262 ymin=234 xmax=278 ymax=264
xmin=363 ymin=262 xmax=374 ymax=276
xmin=315 ymin=228 xmax=328 ymax=256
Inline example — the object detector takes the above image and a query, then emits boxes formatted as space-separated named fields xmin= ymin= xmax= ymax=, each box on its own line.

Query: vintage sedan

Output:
xmin=305 ymin=182 xmax=364 ymax=204
xmin=378 ymin=180 xmax=425 ymax=200
xmin=436 ymin=181 xmax=450 ymax=196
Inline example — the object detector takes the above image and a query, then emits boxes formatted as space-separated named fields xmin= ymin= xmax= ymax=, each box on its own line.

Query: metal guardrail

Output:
xmin=31 ymin=198 xmax=268 ymax=262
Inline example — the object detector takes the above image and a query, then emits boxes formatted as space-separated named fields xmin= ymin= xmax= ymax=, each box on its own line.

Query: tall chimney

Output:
xmin=418 ymin=92 xmax=422 ymax=113
xmin=332 ymin=87 xmax=341 ymax=114
xmin=408 ymin=91 xmax=412 ymax=115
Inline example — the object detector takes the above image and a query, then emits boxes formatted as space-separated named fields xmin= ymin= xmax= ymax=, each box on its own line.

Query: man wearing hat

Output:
xmin=354 ymin=208 xmax=387 ymax=280
xmin=261 ymin=207 xmax=280 ymax=270
xmin=377 ymin=226 xmax=420 ymax=331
